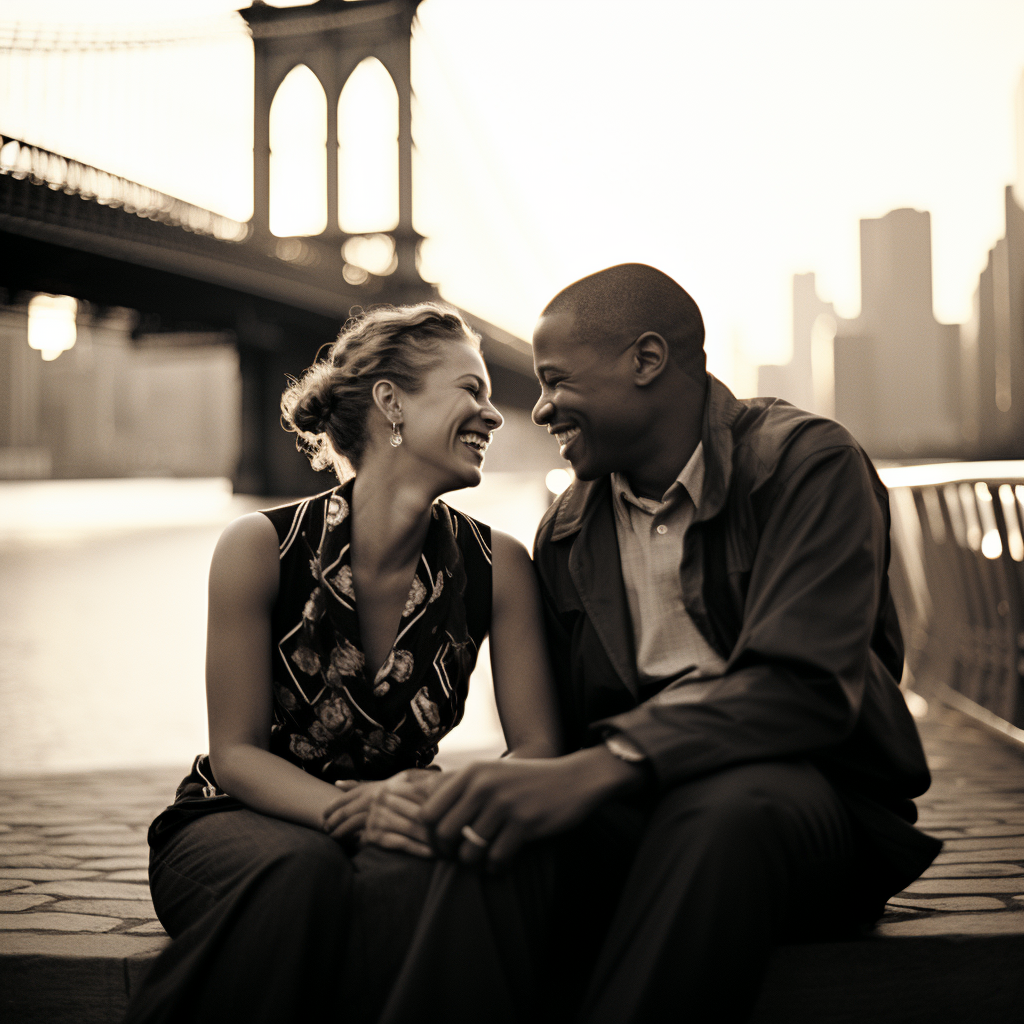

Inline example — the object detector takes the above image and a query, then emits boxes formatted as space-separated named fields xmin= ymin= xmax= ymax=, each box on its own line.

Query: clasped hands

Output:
xmin=322 ymin=747 xmax=642 ymax=869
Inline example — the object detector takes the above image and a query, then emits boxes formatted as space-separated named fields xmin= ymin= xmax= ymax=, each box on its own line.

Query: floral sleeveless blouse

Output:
xmin=150 ymin=481 xmax=492 ymax=843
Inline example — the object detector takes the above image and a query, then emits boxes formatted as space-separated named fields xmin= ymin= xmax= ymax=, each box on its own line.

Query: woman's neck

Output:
xmin=349 ymin=464 xmax=436 ymax=575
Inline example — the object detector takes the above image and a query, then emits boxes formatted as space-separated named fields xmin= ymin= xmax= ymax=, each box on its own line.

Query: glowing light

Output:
xmin=27 ymin=293 xmax=77 ymax=361
xmin=338 ymin=57 xmax=399 ymax=233
xmin=270 ymin=65 xmax=327 ymax=238
xmin=545 ymin=468 xmax=573 ymax=495
xmin=342 ymin=234 xmax=396 ymax=276
xmin=997 ymin=484 xmax=1024 ymax=561
xmin=974 ymin=482 xmax=1002 ymax=559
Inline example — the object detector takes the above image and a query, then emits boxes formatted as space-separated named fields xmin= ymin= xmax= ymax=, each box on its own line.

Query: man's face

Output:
xmin=531 ymin=312 xmax=644 ymax=480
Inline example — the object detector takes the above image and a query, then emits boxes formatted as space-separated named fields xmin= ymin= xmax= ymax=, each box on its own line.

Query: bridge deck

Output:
xmin=1 ymin=701 xmax=1022 ymax=1023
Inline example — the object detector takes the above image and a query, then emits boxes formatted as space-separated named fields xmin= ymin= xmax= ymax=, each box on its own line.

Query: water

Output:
xmin=0 ymin=474 xmax=552 ymax=775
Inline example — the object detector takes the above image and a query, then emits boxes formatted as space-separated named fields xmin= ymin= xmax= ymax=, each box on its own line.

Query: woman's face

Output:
xmin=398 ymin=339 xmax=503 ymax=492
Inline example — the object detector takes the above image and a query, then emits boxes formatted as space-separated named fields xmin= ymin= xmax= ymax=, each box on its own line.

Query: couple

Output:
xmin=126 ymin=264 xmax=940 ymax=1024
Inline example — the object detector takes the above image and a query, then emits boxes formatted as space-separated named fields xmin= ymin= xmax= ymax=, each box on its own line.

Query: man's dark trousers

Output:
xmin=551 ymin=759 xmax=867 ymax=1024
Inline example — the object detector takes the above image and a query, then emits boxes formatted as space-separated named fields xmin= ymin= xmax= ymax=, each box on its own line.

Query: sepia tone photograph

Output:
xmin=1 ymin=1 xmax=1023 ymax=1021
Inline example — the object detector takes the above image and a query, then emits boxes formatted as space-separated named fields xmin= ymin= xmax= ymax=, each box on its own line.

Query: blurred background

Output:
xmin=3 ymin=0 xmax=1024 ymax=776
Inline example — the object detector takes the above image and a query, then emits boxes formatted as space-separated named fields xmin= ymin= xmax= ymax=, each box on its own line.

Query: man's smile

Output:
xmin=551 ymin=426 xmax=581 ymax=457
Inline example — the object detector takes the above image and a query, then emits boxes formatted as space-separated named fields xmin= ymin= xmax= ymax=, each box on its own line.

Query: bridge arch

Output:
xmin=337 ymin=56 xmax=399 ymax=235
xmin=268 ymin=64 xmax=328 ymax=238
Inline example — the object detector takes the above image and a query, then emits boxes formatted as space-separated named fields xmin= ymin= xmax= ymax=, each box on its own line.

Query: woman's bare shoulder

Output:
xmin=209 ymin=513 xmax=280 ymax=600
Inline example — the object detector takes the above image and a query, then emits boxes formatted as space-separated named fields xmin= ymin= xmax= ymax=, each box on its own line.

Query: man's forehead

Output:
xmin=533 ymin=312 xmax=587 ymax=363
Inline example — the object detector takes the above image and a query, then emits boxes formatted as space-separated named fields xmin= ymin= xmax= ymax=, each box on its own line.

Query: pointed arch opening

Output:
xmin=269 ymin=65 xmax=327 ymax=237
xmin=337 ymin=57 xmax=399 ymax=234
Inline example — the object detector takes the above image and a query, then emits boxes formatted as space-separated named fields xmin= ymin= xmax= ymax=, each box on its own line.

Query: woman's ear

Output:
xmin=632 ymin=332 xmax=670 ymax=386
xmin=371 ymin=379 xmax=403 ymax=424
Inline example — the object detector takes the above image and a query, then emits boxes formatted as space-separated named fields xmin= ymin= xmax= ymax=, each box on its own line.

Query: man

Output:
xmin=419 ymin=263 xmax=939 ymax=1023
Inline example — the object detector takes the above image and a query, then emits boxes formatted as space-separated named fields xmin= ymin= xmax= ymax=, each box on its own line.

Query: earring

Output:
xmin=390 ymin=421 xmax=403 ymax=447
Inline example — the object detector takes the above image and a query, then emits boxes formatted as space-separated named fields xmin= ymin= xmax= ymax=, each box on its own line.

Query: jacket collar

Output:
xmin=549 ymin=373 xmax=744 ymax=542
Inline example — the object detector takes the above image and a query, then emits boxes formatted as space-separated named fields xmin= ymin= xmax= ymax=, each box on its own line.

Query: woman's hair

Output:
xmin=281 ymin=302 xmax=481 ymax=477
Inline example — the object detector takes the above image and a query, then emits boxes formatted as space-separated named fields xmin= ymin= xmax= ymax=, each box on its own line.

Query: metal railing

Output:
xmin=0 ymin=135 xmax=248 ymax=242
xmin=881 ymin=461 xmax=1024 ymax=745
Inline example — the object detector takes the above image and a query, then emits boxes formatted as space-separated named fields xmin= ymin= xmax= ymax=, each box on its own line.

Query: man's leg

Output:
xmin=579 ymin=761 xmax=862 ymax=1024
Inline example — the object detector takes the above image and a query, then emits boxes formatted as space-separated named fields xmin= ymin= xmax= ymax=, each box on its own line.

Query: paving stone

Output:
xmin=876 ymin=911 xmax=1024 ymax=936
xmin=903 ymin=877 xmax=1024 ymax=894
xmin=887 ymin=896 xmax=1006 ymax=912
xmin=0 ymin=854 xmax=85 ymax=868
xmin=0 ymin=894 xmax=55 ymax=911
xmin=106 ymin=869 xmax=150 ymax=881
xmin=47 ymin=844 xmax=151 ymax=858
xmin=0 ymin=912 xmax=121 ymax=932
xmin=922 ymin=862 xmax=1024 ymax=877
xmin=25 ymin=880 xmax=152 ymax=899
xmin=0 ymin=842 xmax=47 ymax=855
xmin=0 ymin=868 xmax=99 ymax=881
xmin=934 ymin=847 xmax=1024 ymax=864
xmin=937 ymin=838 xmax=1024 ymax=853
xmin=0 ymin=880 xmax=33 ymax=892
xmin=126 ymin=920 xmax=168 ymax=934
xmin=55 ymin=898 xmax=158 ymax=919
xmin=0 ymin=931 xmax=168 ymax=957
xmin=0 ymin=813 xmax=98 ymax=826
xmin=76 ymin=856 xmax=150 ymax=870
xmin=38 ymin=823 xmax=135 ymax=836
xmin=50 ymin=832 xmax=148 ymax=846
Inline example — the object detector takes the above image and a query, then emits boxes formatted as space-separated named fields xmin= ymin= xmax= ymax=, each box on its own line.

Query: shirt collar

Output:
xmin=612 ymin=441 xmax=705 ymax=514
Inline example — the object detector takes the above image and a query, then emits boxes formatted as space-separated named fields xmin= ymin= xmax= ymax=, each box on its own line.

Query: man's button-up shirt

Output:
xmin=610 ymin=441 xmax=726 ymax=690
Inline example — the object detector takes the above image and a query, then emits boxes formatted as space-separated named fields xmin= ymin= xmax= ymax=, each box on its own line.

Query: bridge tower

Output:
xmin=240 ymin=0 xmax=426 ymax=295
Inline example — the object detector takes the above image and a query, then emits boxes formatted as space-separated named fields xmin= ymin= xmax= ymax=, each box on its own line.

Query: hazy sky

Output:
xmin=3 ymin=0 xmax=1024 ymax=393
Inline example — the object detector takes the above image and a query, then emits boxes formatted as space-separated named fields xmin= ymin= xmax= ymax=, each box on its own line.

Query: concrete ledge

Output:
xmin=2 ymin=703 xmax=1022 ymax=1023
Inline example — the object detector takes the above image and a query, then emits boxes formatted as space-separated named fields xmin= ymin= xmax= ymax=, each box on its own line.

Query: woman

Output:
xmin=125 ymin=303 xmax=561 ymax=1024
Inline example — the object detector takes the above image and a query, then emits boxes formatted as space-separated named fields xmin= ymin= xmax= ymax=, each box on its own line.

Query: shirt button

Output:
xmin=656 ymin=524 xmax=668 ymax=535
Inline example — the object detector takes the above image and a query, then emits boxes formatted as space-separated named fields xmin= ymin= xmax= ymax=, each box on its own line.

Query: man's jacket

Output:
xmin=533 ymin=374 xmax=941 ymax=903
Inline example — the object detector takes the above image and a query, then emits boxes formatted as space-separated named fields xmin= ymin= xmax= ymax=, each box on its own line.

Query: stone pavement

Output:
xmin=1 ymin=702 xmax=1023 ymax=1023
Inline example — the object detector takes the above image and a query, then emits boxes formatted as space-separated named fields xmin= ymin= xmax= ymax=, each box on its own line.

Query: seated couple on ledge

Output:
xmin=125 ymin=264 xmax=939 ymax=1024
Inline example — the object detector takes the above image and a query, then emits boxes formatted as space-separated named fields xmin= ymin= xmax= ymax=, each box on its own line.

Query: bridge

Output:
xmin=0 ymin=0 xmax=539 ymax=495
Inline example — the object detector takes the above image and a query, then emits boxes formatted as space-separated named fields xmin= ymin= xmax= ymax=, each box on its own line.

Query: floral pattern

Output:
xmin=403 ymin=575 xmax=427 ymax=617
xmin=267 ymin=482 xmax=489 ymax=782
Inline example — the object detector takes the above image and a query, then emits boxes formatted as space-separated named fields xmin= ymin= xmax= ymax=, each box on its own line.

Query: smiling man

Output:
xmin=420 ymin=263 xmax=941 ymax=1023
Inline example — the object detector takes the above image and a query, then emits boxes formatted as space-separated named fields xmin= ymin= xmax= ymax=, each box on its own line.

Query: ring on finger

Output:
xmin=460 ymin=824 xmax=490 ymax=849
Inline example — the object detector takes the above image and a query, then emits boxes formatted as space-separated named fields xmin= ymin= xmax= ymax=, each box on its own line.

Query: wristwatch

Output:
xmin=604 ymin=732 xmax=647 ymax=764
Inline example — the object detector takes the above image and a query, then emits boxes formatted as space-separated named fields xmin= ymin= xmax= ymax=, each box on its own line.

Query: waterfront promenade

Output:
xmin=1 ymin=477 xmax=1023 ymax=1021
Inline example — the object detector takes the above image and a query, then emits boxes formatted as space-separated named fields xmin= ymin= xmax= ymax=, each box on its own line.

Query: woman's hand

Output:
xmin=322 ymin=770 xmax=443 ymax=858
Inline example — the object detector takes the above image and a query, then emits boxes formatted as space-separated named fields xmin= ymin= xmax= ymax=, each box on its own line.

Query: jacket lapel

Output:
xmin=562 ymin=478 xmax=640 ymax=699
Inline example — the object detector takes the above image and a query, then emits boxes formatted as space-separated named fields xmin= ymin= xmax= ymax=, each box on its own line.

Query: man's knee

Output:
xmin=647 ymin=760 xmax=849 ymax=854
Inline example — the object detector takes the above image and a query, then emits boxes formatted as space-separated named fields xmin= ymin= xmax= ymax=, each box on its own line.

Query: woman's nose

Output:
xmin=481 ymin=400 xmax=503 ymax=430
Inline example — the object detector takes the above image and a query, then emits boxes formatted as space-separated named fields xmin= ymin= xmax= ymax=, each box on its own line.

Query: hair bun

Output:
xmin=290 ymin=373 xmax=335 ymax=436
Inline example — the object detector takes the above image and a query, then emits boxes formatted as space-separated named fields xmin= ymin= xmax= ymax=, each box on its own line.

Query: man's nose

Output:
xmin=533 ymin=395 xmax=554 ymax=426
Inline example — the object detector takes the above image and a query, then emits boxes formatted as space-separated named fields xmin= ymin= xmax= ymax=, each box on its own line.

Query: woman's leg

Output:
xmin=125 ymin=808 xmax=355 ymax=1024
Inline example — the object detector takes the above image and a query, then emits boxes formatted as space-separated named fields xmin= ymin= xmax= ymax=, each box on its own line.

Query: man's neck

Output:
xmin=623 ymin=380 xmax=706 ymax=500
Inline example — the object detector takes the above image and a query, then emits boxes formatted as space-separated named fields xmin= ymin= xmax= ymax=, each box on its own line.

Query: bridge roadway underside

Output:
xmin=0 ymin=700 xmax=1022 ymax=1023
xmin=0 ymin=175 xmax=540 ymax=495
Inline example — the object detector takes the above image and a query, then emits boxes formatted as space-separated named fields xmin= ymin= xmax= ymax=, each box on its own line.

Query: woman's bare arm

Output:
xmin=205 ymin=513 xmax=342 ymax=830
xmin=488 ymin=529 xmax=562 ymax=758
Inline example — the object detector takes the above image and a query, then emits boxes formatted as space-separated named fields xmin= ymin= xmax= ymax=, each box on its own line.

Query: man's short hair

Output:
xmin=542 ymin=263 xmax=706 ymax=380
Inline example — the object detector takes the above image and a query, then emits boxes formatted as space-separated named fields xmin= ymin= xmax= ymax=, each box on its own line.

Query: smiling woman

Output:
xmin=125 ymin=300 xmax=561 ymax=1024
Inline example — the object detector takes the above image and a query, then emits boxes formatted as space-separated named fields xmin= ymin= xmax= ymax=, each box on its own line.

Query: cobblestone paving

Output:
xmin=0 ymin=701 xmax=1021 ymax=960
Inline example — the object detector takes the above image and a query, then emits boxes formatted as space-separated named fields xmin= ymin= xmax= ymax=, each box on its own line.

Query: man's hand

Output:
xmin=419 ymin=746 xmax=646 ymax=869
xmin=323 ymin=769 xmax=444 ymax=858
